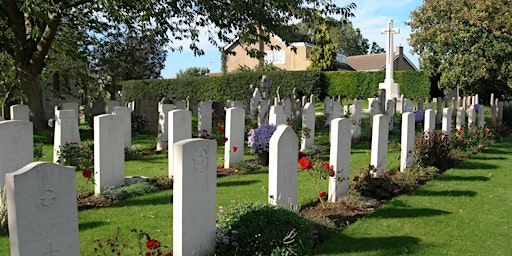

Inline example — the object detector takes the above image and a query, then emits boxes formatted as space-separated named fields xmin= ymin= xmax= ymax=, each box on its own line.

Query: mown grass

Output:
xmin=313 ymin=135 xmax=512 ymax=255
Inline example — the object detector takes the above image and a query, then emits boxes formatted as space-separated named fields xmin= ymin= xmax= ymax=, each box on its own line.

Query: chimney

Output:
xmin=395 ymin=45 xmax=403 ymax=57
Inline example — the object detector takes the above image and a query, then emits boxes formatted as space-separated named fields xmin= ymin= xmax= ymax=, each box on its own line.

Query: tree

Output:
xmin=408 ymin=0 xmax=512 ymax=100
xmin=370 ymin=41 xmax=385 ymax=54
xmin=296 ymin=16 xmax=368 ymax=56
xmin=307 ymin=23 xmax=338 ymax=71
xmin=0 ymin=0 xmax=356 ymax=130
xmin=176 ymin=67 xmax=210 ymax=78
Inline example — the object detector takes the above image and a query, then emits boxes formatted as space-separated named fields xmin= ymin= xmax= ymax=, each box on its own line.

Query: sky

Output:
xmin=160 ymin=0 xmax=423 ymax=79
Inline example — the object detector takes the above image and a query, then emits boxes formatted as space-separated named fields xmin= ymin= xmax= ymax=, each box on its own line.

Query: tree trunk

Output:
xmin=19 ymin=70 xmax=47 ymax=131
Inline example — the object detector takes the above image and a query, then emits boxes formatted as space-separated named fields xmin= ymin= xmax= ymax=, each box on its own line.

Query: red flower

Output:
xmin=298 ymin=157 xmax=313 ymax=170
xmin=461 ymin=140 xmax=467 ymax=145
xmin=217 ymin=164 xmax=224 ymax=170
xmin=328 ymin=169 xmax=335 ymax=177
xmin=232 ymin=146 xmax=238 ymax=152
xmin=218 ymin=125 xmax=225 ymax=132
xmin=318 ymin=191 xmax=327 ymax=198
xmin=146 ymin=252 xmax=151 ymax=256
xmin=222 ymin=137 xmax=228 ymax=144
xmin=82 ymin=169 xmax=92 ymax=178
xmin=322 ymin=162 xmax=330 ymax=169
xmin=146 ymin=239 xmax=160 ymax=250
xmin=164 ymin=253 xmax=173 ymax=256
xmin=116 ymin=251 xmax=121 ymax=256
xmin=292 ymin=123 xmax=296 ymax=129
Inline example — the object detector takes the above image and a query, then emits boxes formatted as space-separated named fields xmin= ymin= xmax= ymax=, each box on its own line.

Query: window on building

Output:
xmin=264 ymin=50 xmax=285 ymax=64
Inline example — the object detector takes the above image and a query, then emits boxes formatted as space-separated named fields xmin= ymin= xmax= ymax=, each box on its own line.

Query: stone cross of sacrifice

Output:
xmin=381 ymin=20 xmax=400 ymax=85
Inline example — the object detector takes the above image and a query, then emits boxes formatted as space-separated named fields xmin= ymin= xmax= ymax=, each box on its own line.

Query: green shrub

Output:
xmin=100 ymin=182 xmax=159 ymax=201
xmin=57 ymin=141 xmax=94 ymax=171
xmin=414 ymin=131 xmax=453 ymax=170
xmin=216 ymin=201 xmax=315 ymax=256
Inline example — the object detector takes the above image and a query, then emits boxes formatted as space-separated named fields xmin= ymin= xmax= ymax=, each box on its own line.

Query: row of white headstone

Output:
xmin=2 ymin=96 xmax=511 ymax=255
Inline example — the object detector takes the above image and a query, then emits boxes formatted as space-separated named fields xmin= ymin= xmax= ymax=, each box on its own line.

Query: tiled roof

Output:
xmin=346 ymin=53 xmax=388 ymax=71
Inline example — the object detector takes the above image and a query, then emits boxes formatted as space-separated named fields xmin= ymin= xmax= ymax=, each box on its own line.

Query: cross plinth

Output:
xmin=379 ymin=20 xmax=400 ymax=103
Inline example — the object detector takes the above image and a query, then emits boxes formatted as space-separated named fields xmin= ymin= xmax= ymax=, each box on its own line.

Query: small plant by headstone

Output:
xmin=215 ymin=201 xmax=315 ymax=255
xmin=131 ymin=111 xmax=149 ymax=135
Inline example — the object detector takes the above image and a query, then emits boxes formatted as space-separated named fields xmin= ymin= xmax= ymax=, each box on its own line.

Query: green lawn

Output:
xmin=313 ymin=135 xmax=512 ymax=255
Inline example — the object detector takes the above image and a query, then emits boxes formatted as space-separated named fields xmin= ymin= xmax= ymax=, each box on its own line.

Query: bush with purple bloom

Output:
xmin=414 ymin=110 xmax=425 ymax=123
xmin=247 ymin=124 xmax=277 ymax=154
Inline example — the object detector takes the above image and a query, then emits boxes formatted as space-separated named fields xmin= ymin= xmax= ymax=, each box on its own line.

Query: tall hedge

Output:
xmin=325 ymin=70 xmax=429 ymax=100
xmin=122 ymin=71 xmax=324 ymax=103
xmin=122 ymin=70 xmax=428 ymax=103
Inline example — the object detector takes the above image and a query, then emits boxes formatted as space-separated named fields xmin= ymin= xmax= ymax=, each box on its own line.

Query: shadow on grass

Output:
xmin=314 ymin=234 xmax=421 ymax=255
xmin=217 ymin=180 xmax=260 ymax=187
xmin=470 ymin=155 xmax=508 ymax=161
xmin=79 ymin=221 xmax=107 ymax=231
xmin=367 ymin=207 xmax=451 ymax=219
xmin=435 ymin=175 xmax=490 ymax=182
xmin=412 ymin=189 xmax=477 ymax=197
xmin=455 ymin=161 xmax=498 ymax=170
xmin=109 ymin=192 xmax=172 ymax=208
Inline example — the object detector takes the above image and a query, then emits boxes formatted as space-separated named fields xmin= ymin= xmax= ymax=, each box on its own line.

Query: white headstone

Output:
xmin=403 ymin=99 xmax=414 ymax=113
xmin=379 ymin=20 xmax=400 ymax=102
xmin=328 ymin=118 xmax=352 ymax=201
xmin=467 ymin=105 xmax=476 ymax=128
xmin=6 ymin=162 xmax=79 ymax=256
xmin=268 ymin=125 xmax=298 ymax=208
xmin=94 ymin=114 xmax=125 ymax=195
xmin=106 ymin=100 xmax=120 ymax=114
xmin=370 ymin=100 xmax=381 ymax=127
xmin=269 ymin=105 xmax=286 ymax=125
xmin=477 ymin=104 xmax=485 ymax=128
xmin=174 ymin=100 xmax=187 ymax=110
xmin=400 ymin=112 xmax=415 ymax=172
xmin=257 ymin=100 xmax=269 ymax=126
xmin=424 ymin=109 xmax=435 ymax=133
xmin=173 ymin=138 xmax=216 ymax=256
xmin=157 ymin=103 xmax=174 ymax=151
xmin=497 ymin=102 xmax=504 ymax=126
xmin=456 ymin=107 xmax=466 ymax=130
xmin=386 ymin=99 xmax=395 ymax=131
xmin=198 ymin=100 xmax=212 ymax=134
xmin=0 ymin=120 xmax=33 ymax=186
xmin=282 ymin=98 xmax=292 ymax=121
xmin=61 ymin=102 xmax=79 ymax=123
xmin=113 ymin=106 xmax=132 ymax=148
xmin=350 ymin=99 xmax=362 ymax=138
xmin=250 ymin=88 xmax=262 ymax=117
xmin=301 ymin=103 xmax=315 ymax=150
xmin=10 ymin=104 xmax=29 ymax=121
xmin=168 ymin=110 xmax=192 ymax=178
xmin=442 ymin=108 xmax=453 ymax=139
xmin=323 ymin=96 xmax=332 ymax=118
xmin=53 ymin=109 xmax=81 ymax=163
xmin=330 ymin=101 xmax=341 ymax=123
xmin=224 ymin=107 xmax=245 ymax=168
xmin=370 ymin=114 xmax=389 ymax=176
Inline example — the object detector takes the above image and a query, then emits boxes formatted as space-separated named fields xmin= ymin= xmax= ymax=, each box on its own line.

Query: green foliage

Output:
xmin=100 ymin=182 xmax=159 ymax=201
xmin=57 ymin=141 xmax=94 ymax=171
xmin=408 ymin=0 xmax=512 ymax=100
xmin=216 ymin=201 xmax=314 ymax=255
xmin=0 ymin=186 xmax=7 ymax=235
xmin=307 ymin=24 xmax=338 ymax=71
xmin=352 ymin=166 xmax=400 ymax=200
xmin=122 ymin=71 xmax=324 ymax=104
xmin=176 ymin=67 xmax=210 ymax=78
xmin=325 ymin=70 xmax=430 ymax=99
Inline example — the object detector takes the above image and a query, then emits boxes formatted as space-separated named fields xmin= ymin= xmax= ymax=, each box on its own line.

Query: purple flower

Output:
xmin=414 ymin=110 xmax=425 ymax=123
xmin=247 ymin=124 xmax=277 ymax=154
